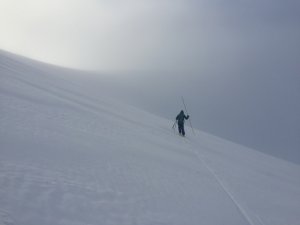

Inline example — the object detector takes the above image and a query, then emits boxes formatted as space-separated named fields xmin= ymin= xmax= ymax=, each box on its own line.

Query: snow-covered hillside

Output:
xmin=1 ymin=50 xmax=300 ymax=225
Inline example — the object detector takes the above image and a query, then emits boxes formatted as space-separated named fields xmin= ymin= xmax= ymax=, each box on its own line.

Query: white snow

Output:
xmin=1 ymin=50 xmax=300 ymax=225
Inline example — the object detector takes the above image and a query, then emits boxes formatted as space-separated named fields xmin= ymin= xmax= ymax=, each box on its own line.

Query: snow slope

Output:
xmin=1 ymin=50 xmax=300 ymax=225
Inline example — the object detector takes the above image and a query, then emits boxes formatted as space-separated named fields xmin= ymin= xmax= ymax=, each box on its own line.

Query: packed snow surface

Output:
xmin=1 ymin=50 xmax=300 ymax=225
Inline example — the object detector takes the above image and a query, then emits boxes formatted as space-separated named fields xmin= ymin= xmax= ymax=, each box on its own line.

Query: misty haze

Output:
xmin=1 ymin=0 xmax=300 ymax=224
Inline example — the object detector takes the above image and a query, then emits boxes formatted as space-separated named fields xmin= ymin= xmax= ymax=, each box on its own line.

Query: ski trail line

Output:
xmin=185 ymin=141 xmax=256 ymax=225
xmin=256 ymin=215 xmax=267 ymax=225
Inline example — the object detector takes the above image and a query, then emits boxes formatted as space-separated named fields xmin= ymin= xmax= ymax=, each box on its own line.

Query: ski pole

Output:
xmin=181 ymin=96 xmax=196 ymax=135
xmin=172 ymin=121 xmax=177 ymax=129
xmin=172 ymin=121 xmax=177 ymax=134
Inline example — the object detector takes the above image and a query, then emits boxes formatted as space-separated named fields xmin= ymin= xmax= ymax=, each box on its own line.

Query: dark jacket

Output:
xmin=176 ymin=111 xmax=189 ymax=125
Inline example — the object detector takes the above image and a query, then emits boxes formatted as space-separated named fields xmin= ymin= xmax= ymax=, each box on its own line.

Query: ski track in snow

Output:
xmin=192 ymin=149 xmax=254 ymax=225
xmin=1 ymin=51 xmax=300 ymax=225
xmin=165 ymin=136 xmax=282 ymax=225
xmin=172 ymin=136 xmax=254 ymax=225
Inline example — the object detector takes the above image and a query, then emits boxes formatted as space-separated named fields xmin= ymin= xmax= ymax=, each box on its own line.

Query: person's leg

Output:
xmin=182 ymin=125 xmax=185 ymax=136
xmin=178 ymin=124 xmax=183 ymax=135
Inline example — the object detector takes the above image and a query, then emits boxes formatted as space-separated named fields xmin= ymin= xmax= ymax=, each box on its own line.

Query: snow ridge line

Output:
xmin=186 ymin=143 xmax=256 ymax=225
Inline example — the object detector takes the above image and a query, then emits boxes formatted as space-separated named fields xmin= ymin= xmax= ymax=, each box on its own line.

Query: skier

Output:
xmin=176 ymin=110 xmax=189 ymax=136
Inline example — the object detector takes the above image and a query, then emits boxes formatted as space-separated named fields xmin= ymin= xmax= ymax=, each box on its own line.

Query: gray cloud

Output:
xmin=1 ymin=0 xmax=299 ymax=72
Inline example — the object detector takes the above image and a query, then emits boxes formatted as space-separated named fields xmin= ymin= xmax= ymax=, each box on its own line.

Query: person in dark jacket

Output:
xmin=176 ymin=110 xmax=189 ymax=136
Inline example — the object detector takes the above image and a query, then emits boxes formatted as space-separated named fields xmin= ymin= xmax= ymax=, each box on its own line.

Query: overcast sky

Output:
xmin=1 ymin=0 xmax=298 ymax=72
xmin=1 ymin=0 xmax=300 ymax=163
